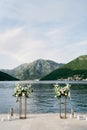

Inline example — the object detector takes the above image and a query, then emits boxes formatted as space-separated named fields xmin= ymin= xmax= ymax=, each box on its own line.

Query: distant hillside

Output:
xmin=62 ymin=55 xmax=87 ymax=70
xmin=1 ymin=59 xmax=64 ymax=80
xmin=0 ymin=71 xmax=19 ymax=81
xmin=1 ymin=63 xmax=28 ymax=77
xmin=41 ymin=55 xmax=87 ymax=80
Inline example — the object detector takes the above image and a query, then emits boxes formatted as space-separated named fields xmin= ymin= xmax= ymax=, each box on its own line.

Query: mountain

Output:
xmin=0 ymin=71 xmax=19 ymax=81
xmin=41 ymin=55 xmax=87 ymax=80
xmin=1 ymin=59 xmax=64 ymax=80
xmin=62 ymin=55 xmax=87 ymax=70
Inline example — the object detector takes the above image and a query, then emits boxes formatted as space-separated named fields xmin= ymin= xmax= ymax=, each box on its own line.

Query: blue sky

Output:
xmin=0 ymin=0 xmax=87 ymax=69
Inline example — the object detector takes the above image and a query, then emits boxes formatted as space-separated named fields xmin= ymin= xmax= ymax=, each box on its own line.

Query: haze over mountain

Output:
xmin=41 ymin=55 xmax=87 ymax=80
xmin=1 ymin=59 xmax=63 ymax=80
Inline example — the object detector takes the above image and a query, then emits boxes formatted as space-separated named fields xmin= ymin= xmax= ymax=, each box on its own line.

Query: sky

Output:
xmin=0 ymin=0 xmax=87 ymax=69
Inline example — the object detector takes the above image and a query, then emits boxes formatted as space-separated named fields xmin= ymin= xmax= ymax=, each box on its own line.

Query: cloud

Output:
xmin=0 ymin=24 xmax=86 ymax=69
xmin=0 ymin=27 xmax=24 ymax=52
xmin=1 ymin=0 xmax=87 ymax=27
xmin=0 ymin=0 xmax=87 ymax=69
xmin=0 ymin=27 xmax=49 ymax=66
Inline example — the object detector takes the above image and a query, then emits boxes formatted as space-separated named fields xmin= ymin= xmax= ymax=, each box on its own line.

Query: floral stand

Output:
xmin=13 ymin=84 xmax=32 ymax=119
xmin=54 ymin=84 xmax=71 ymax=119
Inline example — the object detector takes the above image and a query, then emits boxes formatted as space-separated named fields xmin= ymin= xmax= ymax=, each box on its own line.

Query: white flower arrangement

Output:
xmin=54 ymin=84 xmax=71 ymax=99
xmin=13 ymin=84 xmax=32 ymax=102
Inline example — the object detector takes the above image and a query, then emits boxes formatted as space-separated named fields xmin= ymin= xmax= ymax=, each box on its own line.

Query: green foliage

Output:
xmin=0 ymin=71 xmax=18 ymax=81
xmin=54 ymin=84 xmax=71 ymax=99
xmin=62 ymin=55 xmax=87 ymax=70
xmin=13 ymin=84 xmax=32 ymax=102
xmin=41 ymin=55 xmax=87 ymax=80
xmin=1 ymin=55 xmax=87 ymax=80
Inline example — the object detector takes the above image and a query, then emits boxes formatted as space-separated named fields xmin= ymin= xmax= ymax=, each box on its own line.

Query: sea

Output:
xmin=0 ymin=80 xmax=87 ymax=114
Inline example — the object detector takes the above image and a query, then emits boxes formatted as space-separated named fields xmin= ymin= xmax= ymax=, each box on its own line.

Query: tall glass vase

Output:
xmin=19 ymin=96 xmax=27 ymax=119
xmin=59 ymin=96 xmax=66 ymax=119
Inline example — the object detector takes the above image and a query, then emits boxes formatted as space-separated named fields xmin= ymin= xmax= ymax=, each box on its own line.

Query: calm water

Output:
xmin=0 ymin=81 xmax=87 ymax=114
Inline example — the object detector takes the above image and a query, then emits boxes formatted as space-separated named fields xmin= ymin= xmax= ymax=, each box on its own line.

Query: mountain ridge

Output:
xmin=41 ymin=55 xmax=87 ymax=80
xmin=1 ymin=59 xmax=63 ymax=80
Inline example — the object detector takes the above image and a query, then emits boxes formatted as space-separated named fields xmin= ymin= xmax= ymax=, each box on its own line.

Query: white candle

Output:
xmin=1 ymin=118 xmax=4 ymax=121
xmin=8 ymin=115 xmax=10 ymax=120
xmin=86 ymin=117 xmax=87 ymax=121
xmin=77 ymin=115 xmax=80 ymax=120
xmin=70 ymin=114 xmax=72 ymax=118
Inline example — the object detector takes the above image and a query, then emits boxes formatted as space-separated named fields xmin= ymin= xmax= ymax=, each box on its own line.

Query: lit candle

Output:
xmin=86 ymin=117 xmax=87 ymax=121
xmin=77 ymin=115 xmax=80 ymax=120
xmin=8 ymin=115 xmax=10 ymax=121
xmin=70 ymin=114 xmax=72 ymax=118
xmin=1 ymin=118 xmax=4 ymax=121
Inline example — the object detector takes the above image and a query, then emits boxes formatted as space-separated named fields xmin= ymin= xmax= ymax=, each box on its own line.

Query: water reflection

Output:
xmin=0 ymin=82 xmax=87 ymax=114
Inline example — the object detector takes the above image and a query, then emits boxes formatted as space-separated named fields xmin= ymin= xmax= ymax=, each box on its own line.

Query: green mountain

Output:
xmin=41 ymin=55 xmax=87 ymax=80
xmin=62 ymin=55 xmax=87 ymax=70
xmin=0 ymin=71 xmax=19 ymax=81
xmin=1 ymin=59 xmax=63 ymax=80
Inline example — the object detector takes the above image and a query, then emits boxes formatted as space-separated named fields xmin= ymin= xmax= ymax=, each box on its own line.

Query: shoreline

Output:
xmin=0 ymin=80 xmax=87 ymax=84
xmin=0 ymin=113 xmax=87 ymax=130
xmin=0 ymin=112 xmax=87 ymax=120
